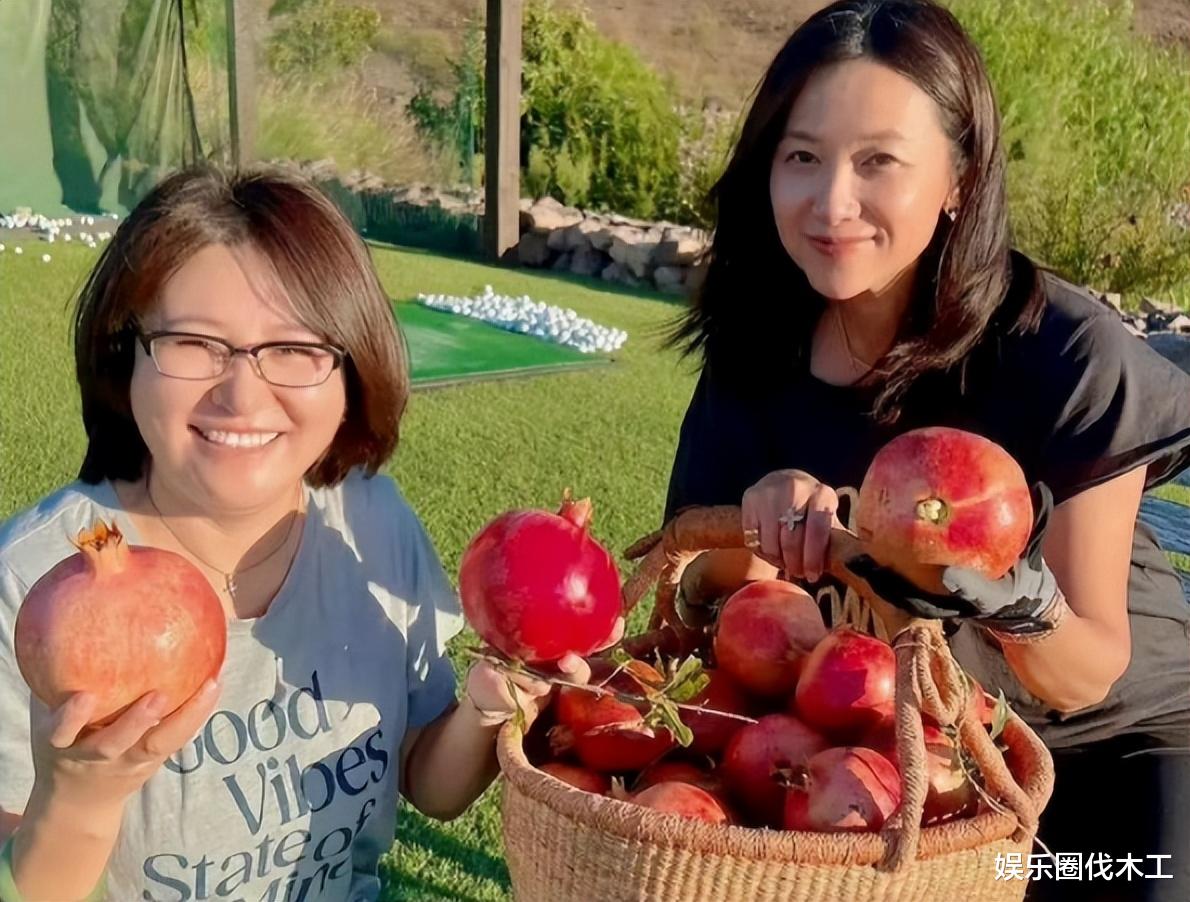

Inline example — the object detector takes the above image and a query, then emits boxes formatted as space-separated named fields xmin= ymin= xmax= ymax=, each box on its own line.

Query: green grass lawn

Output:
xmin=0 ymin=238 xmax=696 ymax=901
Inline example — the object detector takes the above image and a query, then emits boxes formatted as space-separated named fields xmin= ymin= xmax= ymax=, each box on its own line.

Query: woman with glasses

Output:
xmin=663 ymin=2 xmax=1190 ymax=898
xmin=0 ymin=166 xmax=595 ymax=901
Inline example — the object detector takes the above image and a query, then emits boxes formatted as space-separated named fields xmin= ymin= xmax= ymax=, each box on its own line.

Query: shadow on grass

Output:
xmin=390 ymin=807 xmax=511 ymax=888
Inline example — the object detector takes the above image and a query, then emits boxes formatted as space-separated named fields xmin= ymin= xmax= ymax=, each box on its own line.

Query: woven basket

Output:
xmin=497 ymin=505 xmax=1056 ymax=902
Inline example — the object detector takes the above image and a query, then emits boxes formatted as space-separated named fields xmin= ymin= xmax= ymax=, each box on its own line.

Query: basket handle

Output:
xmin=620 ymin=504 xmax=912 ymax=635
xmin=619 ymin=504 xmax=1043 ymax=871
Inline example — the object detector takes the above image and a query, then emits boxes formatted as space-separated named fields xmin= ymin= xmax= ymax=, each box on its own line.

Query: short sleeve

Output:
xmin=1033 ymin=311 xmax=1190 ymax=504
xmin=664 ymin=363 xmax=775 ymax=523
xmin=0 ymin=561 xmax=34 ymax=814
xmin=398 ymin=507 xmax=465 ymax=730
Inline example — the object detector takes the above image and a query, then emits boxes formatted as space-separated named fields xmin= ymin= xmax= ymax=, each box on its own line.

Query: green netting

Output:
xmin=396 ymin=302 xmax=609 ymax=389
xmin=0 ymin=0 xmax=201 ymax=216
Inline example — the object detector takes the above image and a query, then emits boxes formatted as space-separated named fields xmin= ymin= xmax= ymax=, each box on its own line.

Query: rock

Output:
xmin=1121 ymin=316 xmax=1149 ymax=338
xmin=1146 ymin=332 xmax=1190 ymax=375
xmin=547 ymin=227 xmax=570 ymax=251
xmin=609 ymin=231 xmax=660 ymax=279
xmin=524 ymin=197 xmax=584 ymax=233
xmin=428 ymin=191 xmax=470 ymax=213
xmin=551 ymin=251 xmax=574 ymax=272
xmin=604 ymin=211 xmax=654 ymax=230
xmin=517 ymin=231 xmax=552 ymax=267
xmin=1141 ymin=296 xmax=1177 ymax=316
xmin=343 ymin=171 xmax=386 ymax=192
xmin=656 ymin=227 xmax=709 ymax=266
xmin=570 ymin=246 xmax=605 ymax=278
xmin=684 ymin=261 xmax=709 ymax=294
xmin=653 ymin=265 xmax=686 ymax=294
xmin=601 ymin=261 xmax=640 ymax=288
xmin=562 ymin=218 xmax=605 ymax=251
xmin=589 ymin=224 xmax=638 ymax=252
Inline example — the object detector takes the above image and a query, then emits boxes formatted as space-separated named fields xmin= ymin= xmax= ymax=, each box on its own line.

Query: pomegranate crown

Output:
xmin=557 ymin=488 xmax=594 ymax=530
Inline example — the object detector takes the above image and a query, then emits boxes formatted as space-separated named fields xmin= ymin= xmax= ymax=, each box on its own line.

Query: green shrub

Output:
xmin=411 ymin=0 xmax=685 ymax=219
xmin=950 ymin=0 xmax=1190 ymax=300
xmin=406 ymin=23 xmax=484 ymax=186
xmin=517 ymin=0 xmax=683 ymax=218
xmin=265 ymin=0 xmax=381 ymax=79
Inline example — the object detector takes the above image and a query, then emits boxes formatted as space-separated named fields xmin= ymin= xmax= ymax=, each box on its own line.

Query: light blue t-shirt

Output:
xmin=0 ymin=470 xmax=464 ymax=902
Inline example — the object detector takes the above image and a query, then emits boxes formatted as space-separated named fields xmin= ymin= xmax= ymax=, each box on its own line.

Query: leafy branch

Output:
xmin=465 ymin=647 xmax=757 ymax=747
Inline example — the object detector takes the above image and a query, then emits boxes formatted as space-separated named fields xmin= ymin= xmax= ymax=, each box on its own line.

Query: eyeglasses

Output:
xmin=137 ymin=331 xmax=347 ymax=388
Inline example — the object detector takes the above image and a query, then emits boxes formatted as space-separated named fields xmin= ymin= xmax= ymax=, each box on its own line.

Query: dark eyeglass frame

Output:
xmin=136 ymin=330 xmax=347 ymax=387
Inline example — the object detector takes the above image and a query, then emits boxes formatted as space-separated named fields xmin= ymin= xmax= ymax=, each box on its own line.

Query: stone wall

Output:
xmin=516 ymin=197 xmax=708 ymax=295
xmin=291 ymin=162 xmax=708 ymax=294
xmin=290 ymin=161 xmax=1190 ymax=371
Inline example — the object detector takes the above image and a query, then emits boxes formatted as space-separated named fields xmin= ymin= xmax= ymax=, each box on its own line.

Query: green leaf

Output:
xmin=646 ymin=699 xmax=694 ymax=748
xmin=663 ymin=656 xmax=709 ymax=703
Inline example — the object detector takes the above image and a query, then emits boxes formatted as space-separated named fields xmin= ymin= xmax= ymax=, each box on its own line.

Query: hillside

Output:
xmin=359 ymin=0 xmax=1190 ymax=112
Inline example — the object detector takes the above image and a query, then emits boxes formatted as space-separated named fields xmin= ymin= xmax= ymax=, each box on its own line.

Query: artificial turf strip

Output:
xmin=398 ymin=300 xmax=609 ymax=390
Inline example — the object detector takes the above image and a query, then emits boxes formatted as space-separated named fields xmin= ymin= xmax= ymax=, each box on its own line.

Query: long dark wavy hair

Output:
xmin=668 ymin=0 xmax=1045 ymax=421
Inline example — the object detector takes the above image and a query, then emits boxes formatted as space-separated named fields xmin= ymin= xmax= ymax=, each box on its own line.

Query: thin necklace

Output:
xmin=834 ymin=305 xmax=890 ymax=376
xmin=145 ymin=470 xmax=303 ymax=601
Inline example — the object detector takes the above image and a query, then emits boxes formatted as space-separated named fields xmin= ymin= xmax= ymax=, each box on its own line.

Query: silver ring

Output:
xmin=779 ymin=506 xmax=807 ymax=530
xmin=742 ymin=528 xmax=760 ymax=549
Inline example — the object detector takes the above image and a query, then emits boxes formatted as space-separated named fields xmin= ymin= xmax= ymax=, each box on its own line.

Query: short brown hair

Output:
xmin=74 ymin=164 xmax=408 ymax=487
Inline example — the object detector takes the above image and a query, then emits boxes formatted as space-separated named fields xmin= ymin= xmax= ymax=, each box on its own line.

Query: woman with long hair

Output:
xmin=666 ymin=2 xmax=1190 ymax=898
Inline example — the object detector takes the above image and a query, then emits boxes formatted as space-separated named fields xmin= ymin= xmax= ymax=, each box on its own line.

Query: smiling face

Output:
xmin=770 ymin=59 xmax=960 ymax=303
xmin=129 ymin=243 xmax=347 ymax=515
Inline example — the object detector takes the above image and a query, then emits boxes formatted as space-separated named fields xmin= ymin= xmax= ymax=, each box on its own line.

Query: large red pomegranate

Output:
xmin=550 ymin=667 xmax=675 ymax=772
xmin=793 ymin=628 xmax=896 ymax=740
xmin=861 ymin=721 xmax=977 ymax=824
xmin=720 ymin=713 xmax=830 ymax=827
xmin=459 ymin=493 xmax=622 ymax=663
xmin=857 ymin=427 xmax=1032 ymax=587
xmin=617 ymin=781 xmax=731 ymax=824
xmin=634 ymin=760 xmax=728 ymax=803
xmin=784 ymin=746 xmax=902 ymax=832
xmin=713 ymin=579 xmax=826 ymax=697
xmin=683 ymin=669 xmax=756 ymax=756
xmin=14 ymin=522 xmax=227 ymax=726
xmin=539 ymin=761 xmax=611 ymax=795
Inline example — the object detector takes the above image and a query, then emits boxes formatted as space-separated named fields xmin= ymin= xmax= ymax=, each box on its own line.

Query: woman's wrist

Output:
xmin=23 ymin=780 xmax=125 ymax=843
xmin=977 ymin=588 xmax=1071 ymax=644
xmin=461 ymin=691 xmax=516 ymax=730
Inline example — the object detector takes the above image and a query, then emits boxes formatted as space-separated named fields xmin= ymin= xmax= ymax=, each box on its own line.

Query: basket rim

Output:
xmin=497 ymin=717 xmax=1053 ymax=867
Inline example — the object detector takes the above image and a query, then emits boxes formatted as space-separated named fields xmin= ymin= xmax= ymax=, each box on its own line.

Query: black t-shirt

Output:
xmin=664 ymin=256 xmax=1190 ymax=751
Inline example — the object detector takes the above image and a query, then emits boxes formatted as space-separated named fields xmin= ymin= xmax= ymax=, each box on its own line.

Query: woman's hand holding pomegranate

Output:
xmin=848 ymin=484 xmax=1069 ymax=638
xmin=29 ymin=679 xmax=220 ymax=816
xmin=741 ymin=469 xmax=844 ymax=584
xmin=465 ymin=653 xmax=594 ymax=729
